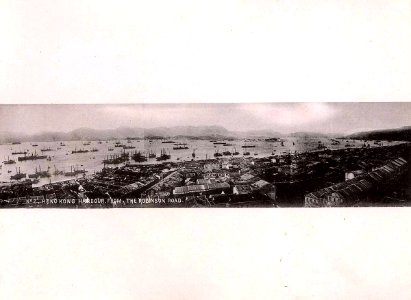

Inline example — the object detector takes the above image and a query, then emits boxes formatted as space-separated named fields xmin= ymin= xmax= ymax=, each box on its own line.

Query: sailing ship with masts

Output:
xmin=103 ymin=150 xmax=129 ymax=165
xmin=10 ymin=167 xmax=26 ymax=180
xmin=132 ymin=151 xmax=147 ymax=162
xmin=156 ymin=149 xmax=171 ymax=161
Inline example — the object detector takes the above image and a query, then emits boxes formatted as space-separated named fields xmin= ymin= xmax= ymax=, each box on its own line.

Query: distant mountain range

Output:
xmin=0 ymin=125 xmax=409 ymax=143
xmin=0 ymin=126 xmax=298 ymax=143
xmin=348 ymin=126 xmax=411 ymax=141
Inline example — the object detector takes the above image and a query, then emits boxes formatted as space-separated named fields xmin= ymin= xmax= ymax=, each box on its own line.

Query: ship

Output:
xmin=243 ymin=151 xmax=250 ymax=156
xmin=114 ymin=144 xmax=124 ymax=147
xmin=173 ymin=143 xmax=189 ymax=150
xmin=162 ymin=140 xmax=175 ymax=144
xmin=241 ymin=145 xmax=256 ymax=148
xmin=11 ymin=151 xmax=28 ymax=155
xmin=103 ymin=151 xmax=129 ymax=165
xmin=53 ymin=165 xmax=64 ymax=176
xmin=122 ymin=145 xmax=136 ymax=150
xmin=132 ymin=151 xmax=147 ymax=163
xmin=222 ymin=151 xmax=231 ymax=156
xmin=32 ymin=144 xmax=38 ymax=147
xmin=10 ymin=167 xmax=26 ymax=180
xmin=232 ymin=148 xmax=239 ymax=155
xmin=41 ymin=147 xmax=53 ymax=152
xmin=12 ymin=142 xmax=21 ymax=145
xmin=60 ymin=142 xmax=66 ymax=146
xmin=90 ymin=148 xmax=99 ymax=152
xmin=28 ymin=166 xmax=50 ymax=178
xmin=148 ymin=150 xmax=156 ymax=158
xmin=64 ymin=166 xmax=87 ymax=177
xmin=3 ymin=156 xmax=16 ymax=164
xmin=156 ymin=149 xmax=171 ymax=161
xmin=18 ymin=152 xmax=47 ymax=161
xmin=108 ymin=148 xmax=114 ymax=151
xmin=83 ymin=142 xmax=91 ymax=146
xmin=72 ymin=148 xmax=89 ymax=154
xmin=214 ymin=150 xmax=223 ymax=157
xmin=317 ymin=141 xmax=327 ymax=149
xmin=213 ymin=142 xmax=226 ymax=145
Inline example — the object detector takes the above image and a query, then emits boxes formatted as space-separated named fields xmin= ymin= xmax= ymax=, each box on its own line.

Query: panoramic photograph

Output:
xmin=0 ymin=103 xmax=409 ymax=208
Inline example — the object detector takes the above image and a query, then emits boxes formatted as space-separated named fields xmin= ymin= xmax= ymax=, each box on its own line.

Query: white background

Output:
xmin=1 ymin=0 xmax=411 ymax=299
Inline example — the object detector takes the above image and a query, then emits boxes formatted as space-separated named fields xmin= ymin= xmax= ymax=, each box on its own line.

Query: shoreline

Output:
xmin=3 ymin=141 xmax=409 ymax=188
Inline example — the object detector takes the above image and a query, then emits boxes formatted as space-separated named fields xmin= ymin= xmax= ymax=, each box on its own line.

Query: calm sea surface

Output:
xmin=0 ymin=138 xmax=396 ymax=186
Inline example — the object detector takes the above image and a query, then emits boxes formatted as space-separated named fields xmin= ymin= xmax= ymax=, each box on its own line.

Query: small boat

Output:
xmin=173 ymin=143 xmax=189 ymax=150
xmin=214 ymin=150 xmax=223 ymax=157
xmin=11 ymin=151 xmax=27 ymax=155
xmin=3 ymin=156 xmax=16 ymax=164
xmin=72 ymin=148 xmax=89 ymax=154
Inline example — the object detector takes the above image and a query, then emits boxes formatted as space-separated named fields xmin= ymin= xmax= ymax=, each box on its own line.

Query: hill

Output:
xmin=348 ymin=126 xmax=411 ymax=141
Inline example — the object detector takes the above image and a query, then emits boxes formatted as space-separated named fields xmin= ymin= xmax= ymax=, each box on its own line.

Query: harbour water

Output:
xmin=0 ymin=138 xmax=399 ymax=186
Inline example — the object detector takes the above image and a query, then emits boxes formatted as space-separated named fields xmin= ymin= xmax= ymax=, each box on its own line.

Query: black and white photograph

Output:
xmin=1 ymin=0 xmax=411 ymax=299
xmin=0 ymin=103 xmax=409 ymax=208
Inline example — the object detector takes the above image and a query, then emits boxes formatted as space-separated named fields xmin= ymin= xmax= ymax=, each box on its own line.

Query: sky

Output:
xmin=0 ymin=103 xmax=409 ymax=135
xmin=0 ymin=0 xmax=410 ymax=102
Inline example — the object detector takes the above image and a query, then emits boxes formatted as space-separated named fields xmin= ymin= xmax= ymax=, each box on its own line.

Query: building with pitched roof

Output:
xmin=305 ymin=157 xmax=408 ymax=207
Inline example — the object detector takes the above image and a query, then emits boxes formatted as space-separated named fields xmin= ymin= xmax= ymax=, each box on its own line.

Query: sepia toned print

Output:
xmin=0 ymin=103 xmax=409 ymax=208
